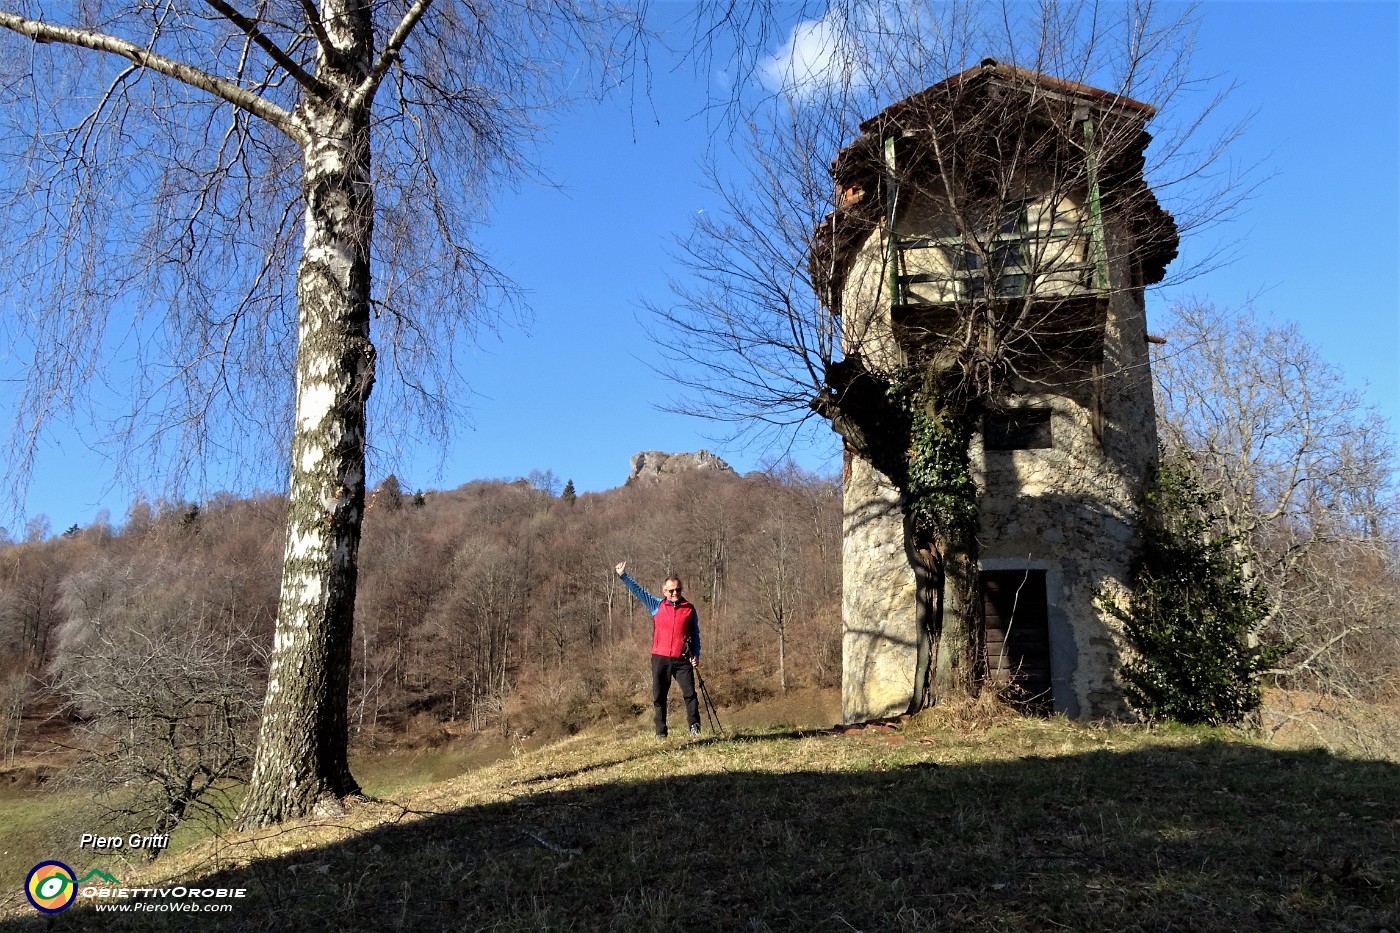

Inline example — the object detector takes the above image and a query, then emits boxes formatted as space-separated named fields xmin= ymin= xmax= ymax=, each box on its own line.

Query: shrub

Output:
xmin=1100 ymin=462 xmax=1292 ymax=725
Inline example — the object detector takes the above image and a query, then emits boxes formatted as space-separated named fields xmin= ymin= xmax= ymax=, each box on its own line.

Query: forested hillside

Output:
xmin=0 ymin=466 xmax=841 ymax=768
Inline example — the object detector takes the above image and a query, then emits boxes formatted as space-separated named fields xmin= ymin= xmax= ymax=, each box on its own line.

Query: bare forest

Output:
xmin=1153 ymin=304 xmax=1400 ymax=751
xmin=1 ymin=468 xmax=842 ymax=776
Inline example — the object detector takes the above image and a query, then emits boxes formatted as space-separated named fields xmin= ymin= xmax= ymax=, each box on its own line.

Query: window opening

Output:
xmin=948 ymin=203 xmax=1032 ymax=300
xmin=984 ymin=409 xmax=1052 ymax=450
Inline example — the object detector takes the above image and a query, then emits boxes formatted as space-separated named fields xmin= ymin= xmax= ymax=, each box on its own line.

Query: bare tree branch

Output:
xmin=201 ymin=0 xmax=330 ymax=99
xmin=354 ymin=0 xmax=435 ymax=113
xmin=0 ymin=9 xmax=300 ymax=138
xmin=295 ymin=0 xmax=334 ymax=53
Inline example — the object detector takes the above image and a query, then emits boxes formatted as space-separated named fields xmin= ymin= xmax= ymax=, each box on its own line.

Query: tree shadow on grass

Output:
xmin=4 ymin=742 xmax=1396 ymax=932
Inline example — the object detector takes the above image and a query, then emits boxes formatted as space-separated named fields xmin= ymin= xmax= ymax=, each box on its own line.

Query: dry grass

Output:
xmin=1263 ymin=690 xmax=1400 ymax=762
xmin=1 ymin=699 xmax=1397 ymax=931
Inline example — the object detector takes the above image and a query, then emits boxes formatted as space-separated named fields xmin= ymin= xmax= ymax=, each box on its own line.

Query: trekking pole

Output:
xmin=693 ymin=664 xmax=725 ymax=737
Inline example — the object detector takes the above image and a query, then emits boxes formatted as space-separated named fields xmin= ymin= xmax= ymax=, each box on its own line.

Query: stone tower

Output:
xmin=814 ymin=60 xmax=1178 ymax=721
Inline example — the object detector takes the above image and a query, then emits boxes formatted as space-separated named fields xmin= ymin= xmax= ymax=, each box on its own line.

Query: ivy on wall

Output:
xmin=887 ymin=367 xmax=978 ymax=542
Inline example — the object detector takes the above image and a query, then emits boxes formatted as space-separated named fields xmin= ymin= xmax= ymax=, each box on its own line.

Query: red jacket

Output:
xmin=621 ymin=572 xmax=701 ymax=659
xmin=652 ymin=599 xmax=696 ymax=659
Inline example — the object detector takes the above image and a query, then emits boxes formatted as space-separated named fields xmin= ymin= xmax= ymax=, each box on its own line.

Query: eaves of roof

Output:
xmin=858 ymin=57 xmax=1155 ymax=135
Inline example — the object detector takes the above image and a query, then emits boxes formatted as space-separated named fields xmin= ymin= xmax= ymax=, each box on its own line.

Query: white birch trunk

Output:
xmin=239 ymin=0 xmax=376 ymax=827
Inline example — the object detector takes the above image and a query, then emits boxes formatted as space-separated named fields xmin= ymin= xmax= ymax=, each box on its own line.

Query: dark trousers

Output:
xmin=651 ymin=654 xmax=699 ymax=736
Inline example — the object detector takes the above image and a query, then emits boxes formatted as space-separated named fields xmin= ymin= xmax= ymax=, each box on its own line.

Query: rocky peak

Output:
xmin=625 ymin=450 xmax=736 ymax=486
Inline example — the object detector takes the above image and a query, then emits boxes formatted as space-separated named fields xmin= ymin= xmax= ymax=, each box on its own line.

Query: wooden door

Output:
xmin=981 ymin=570 xmax=1052 ymax=711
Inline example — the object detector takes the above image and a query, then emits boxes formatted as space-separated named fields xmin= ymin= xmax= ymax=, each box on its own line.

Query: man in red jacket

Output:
xmin=615 ymin=560 xmax=702 ymax=737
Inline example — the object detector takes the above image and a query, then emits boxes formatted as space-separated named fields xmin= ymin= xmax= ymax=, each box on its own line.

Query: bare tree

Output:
xmin=52 ymin=557 xmax=264 ymax=850
xmin=1153 ymin=301 xmax=1400 ymax=736
xmin=0 ymin=538 xmax=66 ymax=673
xmin=418 ymin=537 xmax=528 ymax=729
xmin=753 ymin=494 xmax=797 ymax=693
xmin=654 ymin=1 xmax=1246 ymax=710
xmin=1155 ymin=302 xmax=1397 ymax=558
xmin=0 ymin=666 xmax=30 ymax=764
xmin=0 ymin=535 xmax=72 ymax=757
xmin=0 ymin=0 xmax=654 ymax=825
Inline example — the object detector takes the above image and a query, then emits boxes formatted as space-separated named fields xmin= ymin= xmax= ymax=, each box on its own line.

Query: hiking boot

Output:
xmin=689 ymin=723 xmax=702 ymax=736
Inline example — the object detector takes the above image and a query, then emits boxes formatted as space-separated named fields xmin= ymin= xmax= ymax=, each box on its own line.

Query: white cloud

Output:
xmin=759 ymin=9 xmax=864 ymax=99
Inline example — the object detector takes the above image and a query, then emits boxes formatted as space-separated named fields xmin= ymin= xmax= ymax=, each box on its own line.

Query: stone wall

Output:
xmin=841 ymin=455 xmax=920 ymax=721
xmin=973 ymin=284 xmax=1155 ymax=718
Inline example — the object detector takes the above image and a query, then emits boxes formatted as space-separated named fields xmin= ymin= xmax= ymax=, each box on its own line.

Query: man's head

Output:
xmin=663 ymin=577 xmax=684 ymax=604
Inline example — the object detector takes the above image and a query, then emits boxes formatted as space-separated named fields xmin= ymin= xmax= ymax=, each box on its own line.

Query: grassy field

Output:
xmin=1 ymin=698 xmax=1396 ymax=931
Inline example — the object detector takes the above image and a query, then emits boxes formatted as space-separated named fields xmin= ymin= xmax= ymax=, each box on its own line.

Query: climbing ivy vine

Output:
xmin=887 ymin=367 xmax=978 ymax=542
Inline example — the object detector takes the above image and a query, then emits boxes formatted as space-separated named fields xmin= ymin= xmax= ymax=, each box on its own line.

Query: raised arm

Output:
xmin=615 ymin=561 xmax=661 ymax=615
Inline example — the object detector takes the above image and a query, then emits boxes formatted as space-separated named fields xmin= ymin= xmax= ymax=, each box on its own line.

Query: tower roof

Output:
xmin=812 ymin=59 xmax=1177 ymax=304
xmin=859 ymin=58 xmax=1155 ymax=137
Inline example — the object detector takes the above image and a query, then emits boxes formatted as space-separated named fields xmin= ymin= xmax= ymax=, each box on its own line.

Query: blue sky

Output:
xmin=4 ymin=0 xmax=1397 ymax=537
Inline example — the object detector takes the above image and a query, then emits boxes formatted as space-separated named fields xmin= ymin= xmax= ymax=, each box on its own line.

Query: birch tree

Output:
xmin=0 ymin=0 xmax=645 ymax=826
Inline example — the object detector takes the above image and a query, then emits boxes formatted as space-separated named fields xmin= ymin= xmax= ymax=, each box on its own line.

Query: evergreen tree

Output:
xmin=1101 ymin=462 xmax=1292 ymax=725
xmin=378 ymin=475 xmax=404 ymax=512
xmin=562 ymin=480 xmax=577 ymax=507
